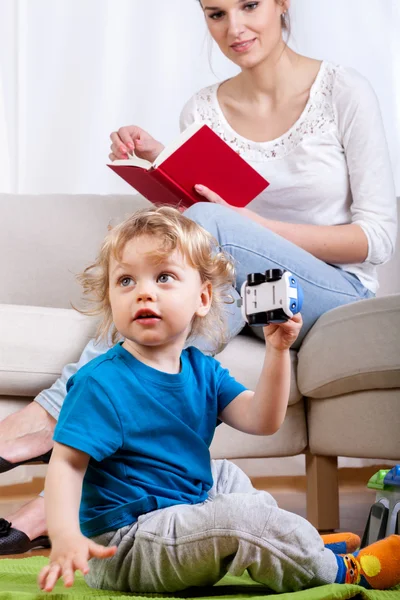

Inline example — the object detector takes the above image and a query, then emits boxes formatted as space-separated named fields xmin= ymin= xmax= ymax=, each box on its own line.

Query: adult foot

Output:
xmin=2 ymin=496 xmax=47 ymax=547
xmin=0 ymin=402 xmax=55 ymax=465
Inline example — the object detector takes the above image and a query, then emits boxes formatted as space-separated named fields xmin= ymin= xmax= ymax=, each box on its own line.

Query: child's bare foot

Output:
xmin=0 ymin=402 xmax=55 ymax=465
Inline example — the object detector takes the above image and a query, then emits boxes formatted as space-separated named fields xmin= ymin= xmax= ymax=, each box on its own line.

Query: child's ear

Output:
xmin=196 ymin=282 xmax=212 ymax=318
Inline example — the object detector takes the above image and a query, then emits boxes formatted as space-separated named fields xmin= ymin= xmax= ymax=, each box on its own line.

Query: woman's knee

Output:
xmin=184 ymin=203 xmax=230 ymax=234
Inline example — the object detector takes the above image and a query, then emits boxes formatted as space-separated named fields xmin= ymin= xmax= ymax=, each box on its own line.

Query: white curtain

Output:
xmin=289 ymin=0 xmax=400 ymax=194
xmin=0 ymin=0 xmax=237 ymax=194
xmin=0 ymin=0 xmax=14 ymax=192
xmin=0 ymin=77 xmax=11 ymax=193
xmin=0 ymin=0 xmax=399 ymax=194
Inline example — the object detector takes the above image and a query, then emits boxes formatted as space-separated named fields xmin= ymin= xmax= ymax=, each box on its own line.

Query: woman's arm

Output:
xmin=251 ymin=71 xmax=398 ymax=266
xmin=334 ymin=67 xmax=397 ymax=266
xmin=235 ymin=211 xmax=369 ymax=264
xmin=194 ymin=185 xmax=369 ymax=264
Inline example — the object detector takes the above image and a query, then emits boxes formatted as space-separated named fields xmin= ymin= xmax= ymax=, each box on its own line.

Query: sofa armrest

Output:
xmin=0 ymin=304 xmax=98 ymax=397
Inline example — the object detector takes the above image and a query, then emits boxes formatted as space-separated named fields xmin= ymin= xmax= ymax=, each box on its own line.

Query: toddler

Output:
xmin=39 ymin=207 xmax=400 ymax=593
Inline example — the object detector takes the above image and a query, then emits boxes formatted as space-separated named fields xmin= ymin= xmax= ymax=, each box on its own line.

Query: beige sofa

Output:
xmin=1 ymin=193 xmax=399 ymax=531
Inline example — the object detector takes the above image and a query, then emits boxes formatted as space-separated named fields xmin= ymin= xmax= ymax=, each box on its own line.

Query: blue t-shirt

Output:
xmin=54 ymin=343 xmax=246 ymax=537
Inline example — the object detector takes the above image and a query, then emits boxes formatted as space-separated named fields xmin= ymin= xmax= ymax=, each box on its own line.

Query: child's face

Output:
xmin=108 ymin=235 xmax=212 ymax=351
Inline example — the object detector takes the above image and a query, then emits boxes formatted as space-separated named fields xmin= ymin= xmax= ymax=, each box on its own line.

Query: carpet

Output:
xmin=0 ymin=557 xmax=399 ymax=600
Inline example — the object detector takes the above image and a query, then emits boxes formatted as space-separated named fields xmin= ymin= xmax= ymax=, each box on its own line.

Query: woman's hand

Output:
xmin=194 ymin=184 xmax=230 ymax=207
xmin=263 ymin=313 xmax=303 ymax=352
xmin=38 ymin=533 xmax=117 ymax=592
xmin=109 ymin=125 xmax=164 ymax=163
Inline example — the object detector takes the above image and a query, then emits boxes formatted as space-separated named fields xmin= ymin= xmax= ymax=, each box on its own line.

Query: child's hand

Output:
xmin=38 ymin=533 xmax=117 ymax=592
xmin=263 ymin=313 xmax=303 ymax=351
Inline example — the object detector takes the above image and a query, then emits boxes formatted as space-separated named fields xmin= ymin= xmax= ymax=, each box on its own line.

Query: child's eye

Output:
xmin=119 ymin=276 xmax=134 ymax=287
xmin=157 ymin=273 xmax=173 ymax=283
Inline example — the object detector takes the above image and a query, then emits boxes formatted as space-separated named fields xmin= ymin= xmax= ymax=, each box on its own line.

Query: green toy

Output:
xmin=361 ymin=465 xmax=400 ymax=548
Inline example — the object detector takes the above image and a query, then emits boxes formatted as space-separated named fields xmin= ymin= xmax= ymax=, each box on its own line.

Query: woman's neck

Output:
xmin=233 ymin=47 xmax=303 ymax=104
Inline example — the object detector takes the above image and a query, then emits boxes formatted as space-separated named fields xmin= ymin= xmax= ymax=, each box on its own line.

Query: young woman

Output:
xmin=0 ymin=0 xmax=396 ymax=554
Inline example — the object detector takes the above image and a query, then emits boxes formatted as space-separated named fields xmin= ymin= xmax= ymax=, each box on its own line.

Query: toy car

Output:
xmin=238 ymin=269 xmax=303 ymax=326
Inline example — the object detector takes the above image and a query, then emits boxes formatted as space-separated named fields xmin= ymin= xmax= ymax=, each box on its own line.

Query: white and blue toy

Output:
xmin=239 ymin=269 xmax=303 ymax=326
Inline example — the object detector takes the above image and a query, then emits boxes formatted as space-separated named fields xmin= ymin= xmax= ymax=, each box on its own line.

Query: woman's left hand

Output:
xmin=263 ymin=313 xmax=303 ymax=352
xmin=194 ymin=184 xmax=230 ymax=207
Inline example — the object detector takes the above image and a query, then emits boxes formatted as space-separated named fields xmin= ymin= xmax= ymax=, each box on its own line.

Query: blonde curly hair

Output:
xmin=76 ymin=206 xmax=236 ymax=352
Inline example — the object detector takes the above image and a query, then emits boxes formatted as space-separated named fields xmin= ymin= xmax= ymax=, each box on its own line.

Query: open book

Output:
xmin=107 ymin=122 xmax=269 ymax=208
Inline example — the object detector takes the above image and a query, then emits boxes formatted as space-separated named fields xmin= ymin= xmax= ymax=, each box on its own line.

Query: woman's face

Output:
xmin=199 ymin=0 xmax=288 ymax=69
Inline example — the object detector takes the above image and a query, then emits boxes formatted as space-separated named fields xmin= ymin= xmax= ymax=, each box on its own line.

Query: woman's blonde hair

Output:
xmin=77 ymin=206 xmax=236 ymax=352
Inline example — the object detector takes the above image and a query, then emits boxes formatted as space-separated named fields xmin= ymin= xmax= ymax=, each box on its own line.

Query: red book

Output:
xmin=107 ymin=123 xmax=269 ymax=208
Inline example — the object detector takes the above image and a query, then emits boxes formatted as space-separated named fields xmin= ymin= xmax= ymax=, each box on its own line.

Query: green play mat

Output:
xmin=0 ymin=557 xmax=399 ymax=600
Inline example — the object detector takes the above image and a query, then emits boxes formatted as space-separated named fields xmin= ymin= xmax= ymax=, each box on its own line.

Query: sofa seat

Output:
xmin=211 ymin=333 xmax=306 ymax=459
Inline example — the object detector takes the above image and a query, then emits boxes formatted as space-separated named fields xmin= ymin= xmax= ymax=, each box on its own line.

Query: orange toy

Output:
xmin=338 ymin=535 xmax=400 ymax=589
xmin=321 ymin=532 xmax=360 ymax=554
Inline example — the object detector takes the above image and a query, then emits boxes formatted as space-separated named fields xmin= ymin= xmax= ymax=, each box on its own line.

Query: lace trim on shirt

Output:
xmin=195 ymin=62 xmax=338 ymax=161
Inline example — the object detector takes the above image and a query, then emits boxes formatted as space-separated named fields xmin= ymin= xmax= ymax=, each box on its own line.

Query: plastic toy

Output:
xmin=361 ymin=465 xmax=400 ymax=548
xmin=238 ymin=269 xmax=303 ymax=326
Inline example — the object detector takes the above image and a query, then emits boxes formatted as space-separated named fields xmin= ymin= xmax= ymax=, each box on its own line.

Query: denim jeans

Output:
xmin=185 ymin=203 xmax=373 ymax=348
xmin=36 ymin=202 xmax=373 ymax=420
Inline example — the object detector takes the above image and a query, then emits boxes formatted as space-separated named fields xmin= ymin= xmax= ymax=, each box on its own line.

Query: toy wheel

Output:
xmin=247 ymin=273 xmax=266 ymax=286
xmin=248 ymin=312 xmax=268 ymax=326
xmin=265 ymin=269 xmax=283 ymax=282
xmin=265 ymin=309 xmax=289 ymax=323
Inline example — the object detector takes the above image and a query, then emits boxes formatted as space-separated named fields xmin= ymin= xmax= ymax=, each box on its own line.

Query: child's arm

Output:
xmin=38 ymin=442 xmax=117 ymax=593
xmin=219 ymin=314 xmax=302 ymax=435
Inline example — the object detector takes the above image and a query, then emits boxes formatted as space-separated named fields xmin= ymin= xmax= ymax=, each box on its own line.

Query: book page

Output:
xmin=109 ymin=154 xmax=153 ymax=170
xmin=153 ymin=122 xmax=204 ymax=168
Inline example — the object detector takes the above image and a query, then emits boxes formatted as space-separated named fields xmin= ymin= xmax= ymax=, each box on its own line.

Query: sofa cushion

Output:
xmin=211 ymin=401 xmax=307 ymax=458
xmin=0 ymin=194 xmax=150 ymax=308
xmin=216 ymin=333 xmax=302 ymax=405
xmin=307 ymin=389 xmax=400 ymax=459
xmin=297 ymin=295 xmax=400 ymax=399
xmin=0 ymin=305 xmax=97 ymax=396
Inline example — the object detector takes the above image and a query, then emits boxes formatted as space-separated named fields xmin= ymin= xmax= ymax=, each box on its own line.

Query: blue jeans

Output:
xmin=36 ymin=203 xmax=373 ymax=419
xmin=186 ymin=203 xmax=373 ymax=347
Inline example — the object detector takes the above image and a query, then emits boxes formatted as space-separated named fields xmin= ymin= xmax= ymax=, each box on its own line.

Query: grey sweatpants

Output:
xmin=85 ymin=460 xmax=338 ymax=594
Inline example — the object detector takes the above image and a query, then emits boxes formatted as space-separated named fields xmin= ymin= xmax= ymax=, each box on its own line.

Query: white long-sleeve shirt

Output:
xmin=179 ymin=61 xmax=397 ymax=293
